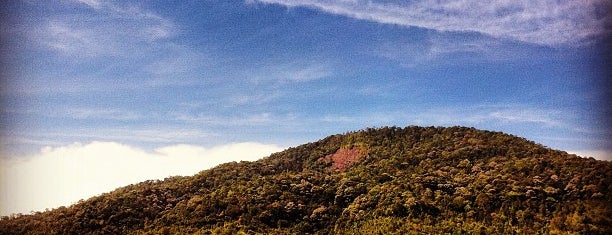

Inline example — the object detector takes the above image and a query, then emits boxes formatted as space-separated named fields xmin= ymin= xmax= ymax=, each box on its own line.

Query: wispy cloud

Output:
xmin=319 ymin=104 xmax=566 ymax=127
xmin=370 ymin=33 xmax=506 ymax=67
xmin=40 ymin=20 xmax=113 ymax=56
xmin=321 ymin=113 xmax=397 ymax=125
xmin=73 ymin=0 xmax=102 ymax=9
xmin=5 ymin=107 xmax=143 ymax=121
xmin=34 ymin=1 xmax=175 ymax=57
xmin=228 ymin=91 xmax=284 ymax=106
xmin=247 ymin=61 xmax=333 ymax=84
xmin=209 ymin=61 xmax=334 ymax=106
xmin=486 ymin=109 xmax=563 ymax=126
xmin=255 ymin=0 xmax=609 ymax=46
xmin=3 ymin=128 xmax=214 ymax=151
xmin=71 ymin=0 xmax=175 ymax=41
xmin=283 ymin=64 xmax=332 ymax=82
xmin=415 ymin=105 xmax=566 ymax=127
xmin=0 ymin=141 xmax=283 ymax=215
xmin=63 ymin=108 xmax=142 ymax=121
xmin=141 ymin=45 xmax=216 ymax=87
xmin=174 ymin=112 xmax=297 ymax=127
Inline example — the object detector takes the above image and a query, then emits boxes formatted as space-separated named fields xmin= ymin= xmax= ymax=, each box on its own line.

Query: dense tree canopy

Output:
xmin=1 ymin=126 xmax=610 ymax=234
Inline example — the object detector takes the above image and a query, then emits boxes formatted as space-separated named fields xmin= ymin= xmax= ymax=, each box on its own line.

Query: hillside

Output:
xmin=1 ymin=126 xmax=610 ymax=234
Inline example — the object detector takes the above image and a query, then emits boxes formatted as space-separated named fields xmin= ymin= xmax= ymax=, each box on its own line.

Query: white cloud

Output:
xmin=248 ymin=62 xmax=333 ymax=84
xmin=255 ymin=0 xmax=609 ymax=46
xmin=41 ymin=20 xmax=113 ymax=56
xmin=141 ymin=45 xmax=218 ymax=87
xmin=487 ymin=110 xmax=562 ymax=126
xmin=214 ymin=61 xmax=333 ymax=106
xmin=321 ymin=113 xmax=396 ymax=125
xmin=101 ymin=3 xmax=175 ymax=41
xmin=73 ymin=0 xmax=102 ymax=9
xmin=284 ymin=64 xmax=332 ymax=82
xmin=0 ymin=141 xmax=283 ymax=216
xmin=174 ymin=112 xmax=297 ymax=127
xmin=12 ymin=128 xmax=214 ymax=147
xmin=228 ymin=91 xmax=284 ymax=106
xmin=60 ymin=108 xmax=142 ymax=121
xmin=370 ymin=33 xmax=512 ymax=67
xmin=412 ymin=105 xmax=566 ymax=127
xmin=36 ymin=1 xmax=175 ymax=57
xmin=317 ymin=105 xmax=566 ymax=128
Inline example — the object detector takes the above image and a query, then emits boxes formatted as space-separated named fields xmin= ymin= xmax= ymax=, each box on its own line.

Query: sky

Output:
xmin=0 ymin=0 xmax=610 ymax=215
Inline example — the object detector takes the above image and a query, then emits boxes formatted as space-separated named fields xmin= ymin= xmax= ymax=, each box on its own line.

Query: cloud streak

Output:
xmin=246 ymin=61 xmax=333 ymax=84
xmin=0 ymin=141 xmax=283 ymax=216
xmin=174 ymin=112 xmax=298 ymax=127
xmin=57 ymin=108 xmax=142 ymax=121
xmin=35 ymin=1 xmax=175 ymax=57
xmin=320 ymin=104 xmax=566 ymax=128
xmin=255 ymin=0 xmax=609 ymax=46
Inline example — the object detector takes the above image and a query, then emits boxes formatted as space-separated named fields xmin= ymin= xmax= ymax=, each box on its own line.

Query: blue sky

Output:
xmin=0 ymin=0 xmax=610 ymax=215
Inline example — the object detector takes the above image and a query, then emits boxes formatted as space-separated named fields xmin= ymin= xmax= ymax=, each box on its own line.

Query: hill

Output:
xmin=1 ymin=126 xmax=610 ymax=234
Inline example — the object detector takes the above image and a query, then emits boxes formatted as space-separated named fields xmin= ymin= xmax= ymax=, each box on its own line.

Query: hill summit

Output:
xmin=1 ymin=126 xmax=610 ymax=234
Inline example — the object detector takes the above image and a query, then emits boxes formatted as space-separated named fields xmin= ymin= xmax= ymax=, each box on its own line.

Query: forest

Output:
xmin=1 ymin=126 xmax=610 ymax=234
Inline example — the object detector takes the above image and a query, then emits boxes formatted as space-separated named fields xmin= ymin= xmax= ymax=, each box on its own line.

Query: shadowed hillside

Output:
xmin=1 ymin=126 xmax=610 ymax=234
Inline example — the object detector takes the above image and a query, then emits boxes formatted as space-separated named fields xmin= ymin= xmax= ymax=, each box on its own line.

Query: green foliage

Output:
xmin=1 ymin=126 xmax=610 ymax=234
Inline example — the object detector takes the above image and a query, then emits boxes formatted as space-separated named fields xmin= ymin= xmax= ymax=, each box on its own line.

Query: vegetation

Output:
xmin=1 ymin=126 xmax=610 ymax=234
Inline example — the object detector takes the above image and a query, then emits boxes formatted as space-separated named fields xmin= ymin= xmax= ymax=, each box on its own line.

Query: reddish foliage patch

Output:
xmin=320 ymin=147 xmax=366 ymax=171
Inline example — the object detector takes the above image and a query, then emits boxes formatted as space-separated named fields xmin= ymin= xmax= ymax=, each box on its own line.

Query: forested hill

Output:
xmin=1 ymin=126 xmax=611 ymax=234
